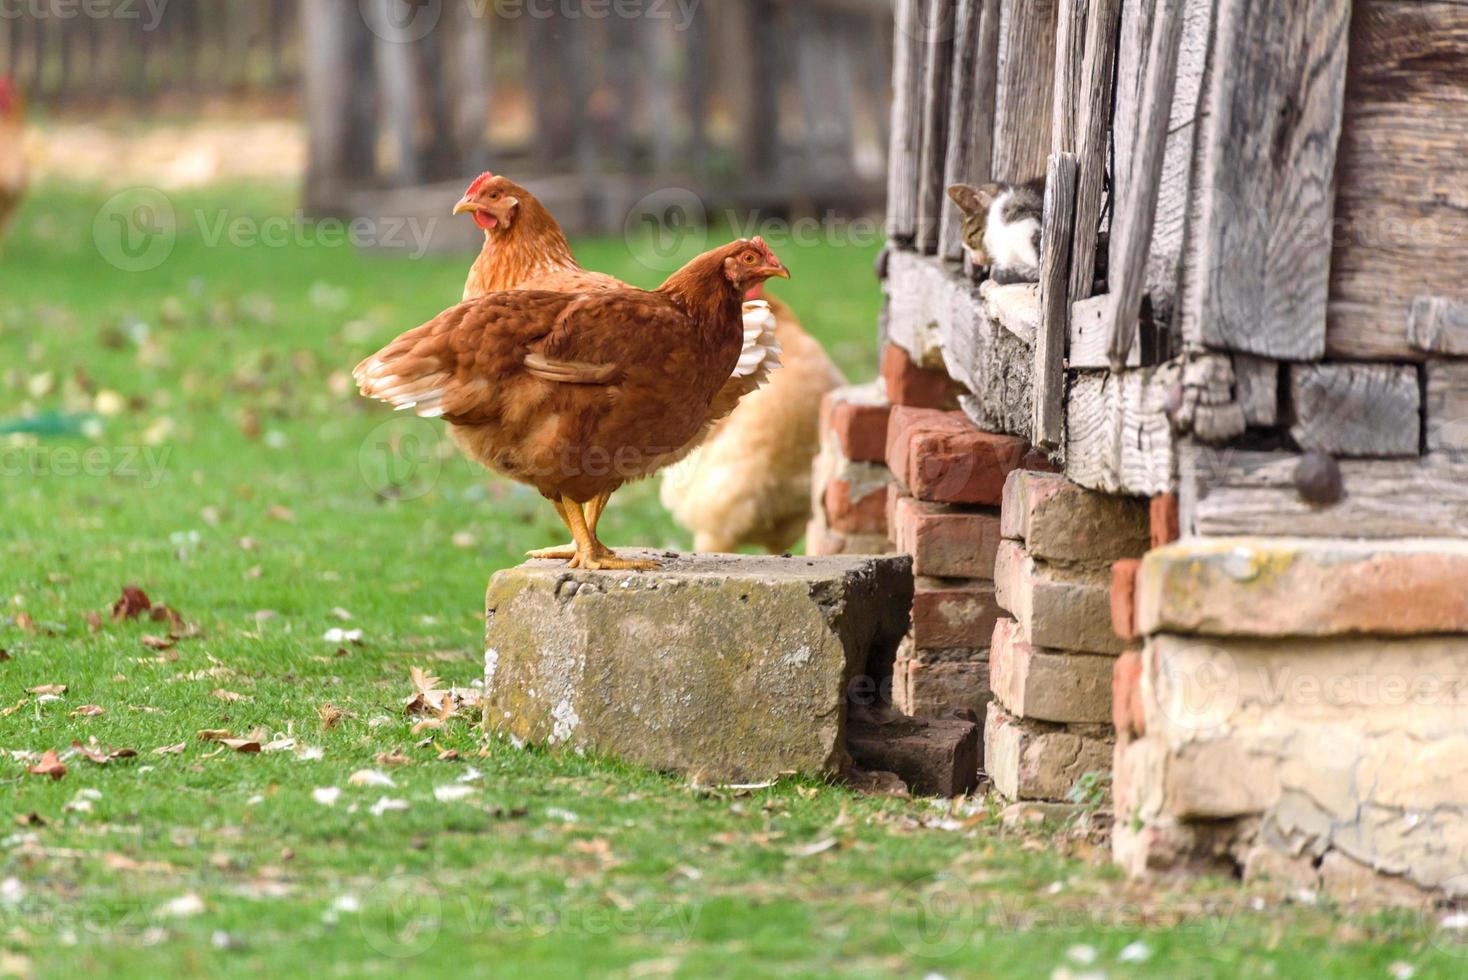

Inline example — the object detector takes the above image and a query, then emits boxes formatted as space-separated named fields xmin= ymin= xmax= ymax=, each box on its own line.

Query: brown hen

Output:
xmin=355 ymin=239 xmax=790 ymax=571
xmin=451 ymin=173 xmax=782 ymax=556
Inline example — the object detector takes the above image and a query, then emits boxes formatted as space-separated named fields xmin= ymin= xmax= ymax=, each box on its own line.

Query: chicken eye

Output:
xmin=490 ymin=192 xmax=501 ymax=200
xmin=742 ymin=253 xmax=758 ymax=265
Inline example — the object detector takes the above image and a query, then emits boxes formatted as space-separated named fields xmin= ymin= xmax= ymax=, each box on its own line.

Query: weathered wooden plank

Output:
xmin=1181 ymin=449 xmax=1468 ymax=539
xmin=886 ymin=0 xmax=926 ymax=244
xmin=991 ymin=0 xmax=1059 ymax=184
xmin=1050 ymin=0 xmax=1088 ymax=155
xmin=1105 ymin=0 xmax=1186 ymax=370
xmin=1231 ymin=353 xmax=1279 ymax=428
xmin=1426 ymin=360 xmax=1468 ymax=453
xmin=915 ymin=0 xmax=957 ymax=253
xmin=1410 ymin=297 xmax=1468 ymax=358
xmin=1034 ymin=152 xmax=1078 ymax=449
xmin=1069 ymin=294 xmax=1139 ymax=369
xmin=1189 ymin=0 xmax=1351 ymax=360
xmin=1109 ymin=0 xmax=1155 ymax=213
xmin=1289 ymin=363 xmax=1422 ymax=458
xmin=1067 ymin=0 xmax=1121 ymax=303
xmin=1065 ymin=363 xmax=1180 ymax=496
xmin=1327 ymin=2 xmax=1468 ymax=360
xmin=885 ymin=252 xmax=1035 ymax=440
xmin=939 ymin=0 xmax=1001 ymax=263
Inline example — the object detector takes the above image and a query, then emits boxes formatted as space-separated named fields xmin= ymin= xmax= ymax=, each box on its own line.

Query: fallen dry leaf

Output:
xmin=72 ymin=739 xmax=137 ymax=765
xmin=27 ymin=684 xmax=66 ymax=696
xmin=375 ymin=751 xmax=410 ymax=767
xmin=153 ymin=742 xmax=187 ymax=755
xmin=212 ymin=689 xmax=244 ymax=703
xmin=14 ymin=611 xmax=35 ymax=632
xmin=112 ymin=585 xmax=152 ymax=621
xmin=140 ymin=634 xmax=176 ymax=651
xmin=220 ymin=739 xmax=262 ymax=754
xmin=318 ymin=703 xmax=343 ymax=729
xmin=27 ymin=749 xmax=67 ymax=780
xmin=71 ymin=705 xmax=105 ymax=718
xmin=149 ymin=605 xmax=188 ymax=633
xmin=196 ymin=729 xmax=232 ymax=742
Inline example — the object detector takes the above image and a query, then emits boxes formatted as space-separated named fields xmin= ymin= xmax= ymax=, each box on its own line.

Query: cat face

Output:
xmin=947 ymin=183 xmax=1005 ymax=266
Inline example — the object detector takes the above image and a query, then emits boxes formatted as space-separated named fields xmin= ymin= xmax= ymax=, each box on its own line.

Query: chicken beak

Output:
xmin=453 ymin=196 xmax=480 ymax=216
xmin=767 ymin=265 xmax=792 ymax=280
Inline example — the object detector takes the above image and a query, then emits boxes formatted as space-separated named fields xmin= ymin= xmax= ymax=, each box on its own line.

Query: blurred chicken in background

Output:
xmin=0 ymin=78 xmax=27 ymax=248
xmin=661 ymin=286 xmax=846 ymax=554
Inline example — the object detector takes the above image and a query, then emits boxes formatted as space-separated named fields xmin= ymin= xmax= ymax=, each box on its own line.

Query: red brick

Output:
xmin=892 ymin=494 xmax=1002 ymax=579
xmin=893 ymin=640 xmax=992 ymax=719
xmin=825 ymin=478 xmax=889 ymax=535
xmin=1150 ymin=493 xmax=1180 ymax=549
xmin=822 ymin=388 xmax=892 ymax=463
xmin=913 ymin=578 xmax=1002 ymax=651
xmin=881 ymin=344 xmax=961 ymax=410
xmin=886 ymin=407 xmax=1030 ymax=505
xmin=1112 ymin=651 xmax=1144 ymax=739
xmin=1110 ymin=559 xmax=1142 ymax=642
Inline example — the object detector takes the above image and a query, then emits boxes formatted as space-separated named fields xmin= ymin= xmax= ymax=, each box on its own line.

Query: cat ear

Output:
xmin=947 ymin=183 xmax=984 ymax=216
xmin=977 ymin=183 xmax=1004 ymax=209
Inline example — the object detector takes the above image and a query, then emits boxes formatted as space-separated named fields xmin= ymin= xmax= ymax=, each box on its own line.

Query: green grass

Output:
xmin=0 ymin=182 xmax=1459 ymax=978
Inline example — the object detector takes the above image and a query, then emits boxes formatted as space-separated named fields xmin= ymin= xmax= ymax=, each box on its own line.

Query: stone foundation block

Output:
xmin=821 ymin=382 xmax=892 ymax=463
xmin=913 ymin=577 xmax=1002 ymax=651
xmin=881 ymin=342 xmax=962 ymax=410
xmin=989 ymin=618 xmax=1113 ymax=724
xmin=984 ymin=702 xmax=1114 ymax=802
xmin=1138 ymin=537 xmax=1468 ymax=638
xmin=891 ymin=493 xmax=1003 ymax=579
xmin=886 ymin=407 xmax=1030 ymax=505
xmin=1000 ymin=470 xmax=1150 ymax=563
xmin=994 ymin=540 xmax=1122 ymax=654
xmin=483 ymin=554 xmax=912 ymax=782
xmin=847 ymin=708 xmax=979 ymax=797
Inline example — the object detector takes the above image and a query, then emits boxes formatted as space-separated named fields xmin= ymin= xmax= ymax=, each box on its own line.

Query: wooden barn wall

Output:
xmin=1326 ymin=0 xmax=1468 ymax=361
xmin=991 ymin=0 xmax=1059 ymax=183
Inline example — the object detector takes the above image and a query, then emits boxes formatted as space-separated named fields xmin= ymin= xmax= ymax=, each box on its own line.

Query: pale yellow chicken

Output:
xmin=660 ymin=291 xmax=846 ymax=554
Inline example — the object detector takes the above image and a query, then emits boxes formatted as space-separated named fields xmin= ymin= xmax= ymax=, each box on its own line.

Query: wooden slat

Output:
xmin=886 ymin=0 xmax=926 ymax=245
xmin=1426 ymin=360 xmax=1468 ymax=454
xmin=1069 ymin=294 xmax=1140 ymax=369
xmin=1327 ymin=2 xmax=1468 ymax=360
xmin=1067 ymin=0 xmax=1121 ymax=303
xmin=1034 ymin=152 xmax=1078 ymax=449
xmin=991 ymin=0 xmax=1059 ymax=184
xmin=915 ymin=0 xmax=957 ymax=253
xmin=1188 ymin=0 xmax=1351 ymax=360
xmin=1181 ymin=449 xmax=1468 ymax=539
xmin=1231 ymin=353 xmax=1279 ymax=428
xmin=1289 ymin=363 xmax=1422 ymax=458
xmin=939 ymin=0 xmax=1001 ymax=263
xmin=1105 ymin=0 xmax=1186 ymax=370
xmin=1410 ymin=297 xmax=1468 ymax=357
xmin=1066 ymin=363 xmax=1180 ymax=496
xmin=1050 ymin=0 xmax=1088 ymax=154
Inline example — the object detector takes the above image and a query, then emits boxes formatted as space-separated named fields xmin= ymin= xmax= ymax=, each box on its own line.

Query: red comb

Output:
xmin=465 ymin=171 xmax=495 ymax=195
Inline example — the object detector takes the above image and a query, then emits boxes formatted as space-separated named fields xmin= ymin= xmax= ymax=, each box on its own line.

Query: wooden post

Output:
xmin=374 ymin=0 xmax=423 ymax=187
xmin=1105 ymin=0 xmax=1185 ymax=371
xmin=1068 ymin=0 xmax=1121 ymax=303
xmin=887 ymin=0 xmax=925 ymax=246
xmin=453 ymin=0 xmax=492 ymax=173
xmin=1050 ymin=0 xmax=1088 ymax=155
xmin=915 ymin=0 xmax=956 ymax=253
xmin=303 ymin=0 xmax=378 ymax=212
xmin=1035 ymin=152 xmax=1078 ymax=449
xmin=939 ymin=0 xmax=1000 ymax=264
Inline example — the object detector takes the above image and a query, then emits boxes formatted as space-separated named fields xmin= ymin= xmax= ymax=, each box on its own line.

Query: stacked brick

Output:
xmin=808 ymin=382 xmax=895 ymax=557
xmin=984 ymin=471 xmax=1150 ymax=803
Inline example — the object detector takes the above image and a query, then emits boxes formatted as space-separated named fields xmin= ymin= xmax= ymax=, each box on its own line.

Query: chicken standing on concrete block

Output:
xmin=451 ymin=172 xmax=782 ymax=556
xmin=355 ymin=239 xmax=791 ymax=571
xmin=661 ymin=287 xmax=846 ymax=554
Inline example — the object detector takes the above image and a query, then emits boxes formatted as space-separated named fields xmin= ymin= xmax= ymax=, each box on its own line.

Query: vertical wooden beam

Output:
xmin=1035 ymin=152 xmax=1079 ymax=449
xmin=991 ymin=0 xmax=1059 ymax=184
xmin=1067 ymin=0 xmax=1121 ymax=303
xmin=453 ymin=0 xmax=492 ymax=173
xmin=1189 ymin=0 xmax=1351 ymax=361
xmin=886 ymin=0 xmax=925 ymax=246
xmin=1050 ymin=0 xmax=1088 ymax=155
xmin=302 ymin=0 xmax=378 ymax=211
xmin=939 ymin=0 xmax=1000 ymax=264
xmin=915 ymin=0 xmax=956 ymax=253
xmin=374 ymin=0 xmax=423 ymax=187
xmin=1105 ymin=0 xmax=1186 ymax=371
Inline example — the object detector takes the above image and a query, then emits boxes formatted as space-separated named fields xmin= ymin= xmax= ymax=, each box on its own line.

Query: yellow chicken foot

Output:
xmin=560 ymin=495 xmax=658 ymax=572
xmin=526 ymin=491 xmax=612 ymax=561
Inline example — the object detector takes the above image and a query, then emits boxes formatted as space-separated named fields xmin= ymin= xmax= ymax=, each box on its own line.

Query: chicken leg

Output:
xmin=560 ymin=495 xmax=658 ymax=572
xmin=526 ymin=491 xmax=612 ymax=561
